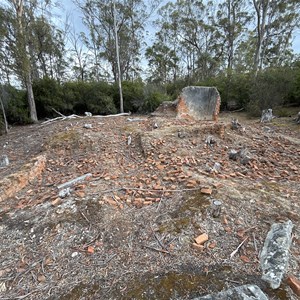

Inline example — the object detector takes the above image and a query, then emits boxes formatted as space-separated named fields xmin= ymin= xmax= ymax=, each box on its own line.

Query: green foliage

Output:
xmin=112 ymin=80 xmax=144 ymax=112
xmin=33 ymin=79 xmax=117 ymax=117
xmin=247 ymin=67 xmax=295 ymax=116
xmin=195 ymin=72 xmax=251 ymax=111
xmin=142 ymin=84 xmax=171 ymax=112
xmin=2 ymin=85 xmax=31 ymax=124
xmin=62 ymin=81 xmax=116 ymax=115
xmin=33 ymin=77 xmax=64 ymax=118
xmin=165 ymin=79 xmax=189 ymax=100
xmin=292 ymin=60 xmax=300 ymax=105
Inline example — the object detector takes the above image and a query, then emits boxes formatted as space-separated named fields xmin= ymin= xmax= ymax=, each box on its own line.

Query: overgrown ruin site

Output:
xmin=0 ymin=110 xmax=300 ymax=299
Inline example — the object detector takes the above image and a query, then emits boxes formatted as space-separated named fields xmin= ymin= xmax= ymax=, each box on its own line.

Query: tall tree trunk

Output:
xmin=12 ymin=0 xmax=38 ymax=122
xmin=25 ymin=72 xmax=37 ymax=122
xmin=0 ymin=92 xmax=8 ymax=134
xmin=253 ymin=0 xmax=269 ymax=75
xmin=113 ymin=1 xmax=124 ymax=113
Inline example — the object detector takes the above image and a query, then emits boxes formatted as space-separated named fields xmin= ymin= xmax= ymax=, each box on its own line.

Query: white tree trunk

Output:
xmin=0 ymin=94 xmax=8 ymax=134
xmin=113 ymin=1 xmax=124 ymax=113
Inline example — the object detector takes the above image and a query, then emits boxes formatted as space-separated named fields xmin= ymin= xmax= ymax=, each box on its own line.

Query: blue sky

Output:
xmin=60 ymin=0 xmax=300 ymax=54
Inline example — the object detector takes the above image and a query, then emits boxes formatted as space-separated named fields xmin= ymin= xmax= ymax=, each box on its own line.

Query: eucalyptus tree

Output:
xmin=0 ymin=0 xmax=66 ymax=122
xmin=29 ymin=17 xmax=66 ymax=81
xmin=145 ymin=33 xmax=179 ymax=83
xmin=151 ymin=0 xmax=222 ymax=82
xmin=76 ymin=0 xmax=161 ymax=82
xmin=215 ymin=0 xmax=251 ymax=72
xmin=252 ymin=0 xmax=300 ymax=73
xmin=1 ymin=0 xmax=38 ymax=122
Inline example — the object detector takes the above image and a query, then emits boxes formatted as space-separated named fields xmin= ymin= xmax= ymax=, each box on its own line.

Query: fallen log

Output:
xmin=57 ymin=173 xmax=92 ymax=190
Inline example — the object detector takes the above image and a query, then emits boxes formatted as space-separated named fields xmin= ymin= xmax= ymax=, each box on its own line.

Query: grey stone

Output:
xmin=0 ymin=155 xmax=9 ymax=168
xmin=296 ymin=112 xmax=300 ymax=124
xmin=151 ymin=100 xmax=178 ymax=117
xmin=239 ymin=148 xmax=251 ymax=165
xmin=193 ymin=284 xmax=268 ymax=300
xmin=231 ymin=118 xmax=242 ymax=130
xmin=260 ymin=220 xmax=293 ymax=289
xmin=178 ymin=86 xmax=221 ymax=121
xmin=261 ymin=109 xmax=273 ymax=123
xmin=212 ymin=162 xmax=221 ymax=173
xmin=205 ymin=135 xmax=216 ymax=147
xmin=229 ymin=149 xmax=239 ymax=160
xmin=83 ymin=123 xmax=92 ymax=129
xmin=59 ymin=187 xmax=71 ymax=198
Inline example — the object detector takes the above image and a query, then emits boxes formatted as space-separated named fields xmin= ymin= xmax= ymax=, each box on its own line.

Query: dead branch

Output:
xmin=230 ymin=107 xmax=245 ymax=113
xmin=41 ymin=114 xmax=82 ymax=125
xmin=94 ymin=112 xmax=131 ymax=118
xmin=52 ymin=107 xmax=65 ymax=117
xmin=143 ymin=244 xmax=171 ymax=255
xmin=121 ymin=186 xmax=199 ymax=193
xmin=230 ymin=237 xmax=248 ymax=259
xmin=57 ymin=173 xmax=92 ymax=190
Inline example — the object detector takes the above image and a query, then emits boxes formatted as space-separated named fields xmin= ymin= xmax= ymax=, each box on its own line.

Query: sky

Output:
xmin=58 ymin=0 xmax=300 ymax=54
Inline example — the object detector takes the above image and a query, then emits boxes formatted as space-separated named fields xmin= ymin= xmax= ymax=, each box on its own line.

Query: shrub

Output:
xmin=33 ymin=77 xmax=65 ymax=118
xmin=1 ymin=85 xmax=30 ymax=124
xmin=112 ymin=80 xmax=144 ymax=113
xmin=62 ymin=81 xmax=116 ymax=115
xmin=248 ymin=68 xmax=295 ymax=113
xmin=142 ymin=84 xmax=171 ymax=112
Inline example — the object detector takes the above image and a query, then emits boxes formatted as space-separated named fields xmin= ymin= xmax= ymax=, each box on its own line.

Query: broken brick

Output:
xmin=200 ymin=187 xmax=212 ymax=195
xmin=195 ymin=233 xmax=209 ymax=245
xmin=286 ymin=275 xmax=300 ymax=296
xmin=192 ymin=243 xmax=204 ymax=251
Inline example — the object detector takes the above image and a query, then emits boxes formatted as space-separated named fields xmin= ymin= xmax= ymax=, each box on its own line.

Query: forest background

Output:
xmin=1 ymin=0 xmax=300 ymax=129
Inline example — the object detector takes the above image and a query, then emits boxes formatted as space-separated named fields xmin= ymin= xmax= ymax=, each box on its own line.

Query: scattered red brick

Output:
xmin=195 ymin=233 xmax=209 ymax=245
xmin=286 ymin=275 xmax=300 ymax=296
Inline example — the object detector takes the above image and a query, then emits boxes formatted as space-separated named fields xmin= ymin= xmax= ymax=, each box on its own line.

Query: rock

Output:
xmin=229 ymin=149 xmax=239 ymax=160
xmin=286 ymin=275 xmax=300 ymax=296
xmin=71 ymin=252 xmax=79 ymax=258
xmin=0 ymin=155 xmax=9 ymax=168
xmin=296 ymin=112 xmax=300 ymax=124
xmin=261 ymin=108 xmax=274 ymax=123
xmin=85 ymin=112 xmax=92 ymax=117
xmin=212 ymin=162 xmax=221 ymax=173
xmin=177 ymin=86 xmax=221 ymax=121
xmin=239 ymin=148 xmax=251 ymax=165
xmin=194 ymin=233 xmax=209 ymax=245
xmin=178 ymin=131 xmax=186 ymax=139
xmin=153 ymin=86 xmax=221 ymax=121
xmin=229 ymin=149 xmax=251 ymax=164
xmin=231 ymin=118 xmax=242 ymax=130
xmin=205 ymin=135 xmax=216 ymax=147
xmin=260 ymin=220 xmax=293 ymax=289
xmin=193 ymin=284 xmax=268 ymax=300
xmin=151 ymin=100 xmax=178 ymax=117
xmin=58 ymin=188 xmax=71 ymax=198
xmin=83 ymin=123 xmax=92 ymax=129
xmin=211 ymin=200 xmax=222 ymax=218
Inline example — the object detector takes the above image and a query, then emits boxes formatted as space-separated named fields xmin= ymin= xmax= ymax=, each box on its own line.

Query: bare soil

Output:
xmin=0 ymin=111 xmax=299 ymax=300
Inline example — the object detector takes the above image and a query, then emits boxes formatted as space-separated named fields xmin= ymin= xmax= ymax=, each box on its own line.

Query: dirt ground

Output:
xmin=0 ymin=111 xmax=300 ymax=300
